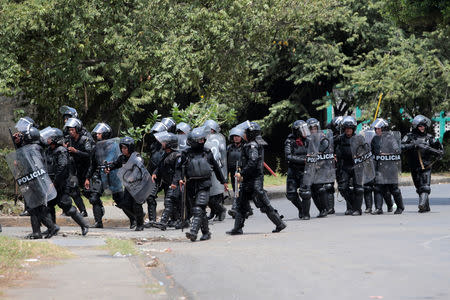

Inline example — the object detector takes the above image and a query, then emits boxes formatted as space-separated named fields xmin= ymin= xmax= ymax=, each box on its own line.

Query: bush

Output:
xmin=0 ymin=148 xmax=15 ymax=201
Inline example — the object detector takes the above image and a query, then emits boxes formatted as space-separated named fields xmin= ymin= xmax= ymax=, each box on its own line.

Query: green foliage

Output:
xmin=382 ymin=0 xmax=450 ymax=31
xmin=0 ymin=148 xmax=15 ymax=200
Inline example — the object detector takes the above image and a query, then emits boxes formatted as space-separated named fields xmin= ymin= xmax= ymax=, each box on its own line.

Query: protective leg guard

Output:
xmin=29 ymin=213 xmax=43 ymax=239
xmin=299 ymin=188 xmax=311 ymax=219
xmin=73 ymin=194 xmax=87 ymax=216
xmin=199 ymin=214 xmax=211 ymax=241
xmin=327 ymin=193 xmax=335 ymax=214
xmin=364 ymin=188 xmax=373 ymax=214
xmin=266 ymin=208 xmax=287 ymax=233
xmin=147 ymin=197 xmax=157 ymax=222
xmin=384 ymin=191 xmax=393 ymax=212
xmin=92 ymin=205 xmax=104 ymax=228
xmin=351 ymin=187 xmax=363 ymax=216
xmin=418 ymin=193 xmax=430 ymax=213
xmin=372 ymin=185 xmax=384 ymax=214
xmin=39 ymin=208 xmax=59 ymax=239
xmin=133 ymin=203 xmax=145 ymax=231
xmin=392 ymin=186 xmax=404 ymax=214
xmin=66 ymin=207 xmax=89 ymax=236
xmin=186 ymin=206 xmax=203 ymax=242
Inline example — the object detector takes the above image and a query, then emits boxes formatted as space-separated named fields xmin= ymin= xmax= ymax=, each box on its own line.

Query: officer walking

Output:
xmin=227 ymin=121 xmax=286 ymax=235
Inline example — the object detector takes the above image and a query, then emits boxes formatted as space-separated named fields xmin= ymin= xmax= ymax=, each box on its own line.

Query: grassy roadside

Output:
xmin=100 ymin=238 xmax=138 ymax=256
xmin=0 ymin=236 xmax=73 ymax=292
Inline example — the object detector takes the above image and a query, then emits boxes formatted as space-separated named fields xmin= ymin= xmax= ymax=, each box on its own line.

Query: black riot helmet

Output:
xmin=15 ymin=117 xmax=40 ymax=144
xmin=187 ymin=126 xmax=208 ymax=150
xmin=306 ymin=118 xmax=320 ymax=131
xmin=203 ymin=119 xmax=221 ymax=133
xmin=229 ymin=127 xmax=245 ymax=140
xmin=150 ymin=121 xmax=167 ymax=134
xmin=64 ymin=118 xmax=83 ymax=133
xmin=59 ymin=105 xmax=78 ymax=122
xmin=292 ymin=120 xmax=310 ymax=138
xmin=40 ymin=127 xmax=64 ymax=145
xmin=327 ymin=116 xmax=344 ymax=135
xmin=119 ymin=136 xmax=135 ymax=153
xmin=161 ymin=117 xmax=176 ymax=133
xmin=341 ymin=116 xmax=357 ymax=130
xmin=154 ymin=131 xmax=178 ymax=150
xmin=411 ymin=115 xmax=431 ymax=129
xmin=176 ymin=122 xmax=191 ymax=134
xmin=371 ymin=118 xmax=389 ymax=131
xmin=245 ymin=121 xmax=261 ymax=141
xmin=92 ymin=122 xmax=112 ymax=140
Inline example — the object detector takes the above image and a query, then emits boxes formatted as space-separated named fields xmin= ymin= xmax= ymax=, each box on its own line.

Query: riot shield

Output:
xmin=95 ymin=138 xmax=123 ymax=193
xmin=350 ymin=134 xmax=375 ymax=185
xmin=313 ymin=131 xmax=335 ymax=184
xmin=363 ymin=129 xmax=376 ymax=145
xmin=117 ymin=152 xmax=152 ymax=204
xmin=205 ymin=133 xmax=227 ymax=196
xmin=177 ymin=134 xmax=188 ymax=151
xmin=303 ymin=132 xmax=335 ymax=186
xmin=374 ymin=131 xmax=401 ymax=184
xmin=6 ymin=144 xmax=57 ymax=209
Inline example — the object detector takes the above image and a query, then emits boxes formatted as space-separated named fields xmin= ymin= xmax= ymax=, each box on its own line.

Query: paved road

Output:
xmin=2 ymin=184 xmax=450 ymax=299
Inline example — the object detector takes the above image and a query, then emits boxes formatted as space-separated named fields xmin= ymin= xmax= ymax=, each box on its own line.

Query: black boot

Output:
xmin=266 ymin=209 xmax=287 ymax=233
xmin=228 ymin=198 xmax=238 ymax=218
xmin=28 ymin=214 xmax=43 ymax=239
xmin=418 ymin=193 xmax=430 ymax=213
xmin=344 ymin=196 xmax=353 ymax=215
xmin=92 ymin=205 xmax=104 ymax=228
xmin=147 ymin=198 xmax=157 ymax=222
xmin=199 ymin=215 xmax=211 ymax=241
xmin=40 ymin=210 xmax=60 ymax=239
xmin=384 ymin=192 xmax=393 ymax=212
xmin=226 ymin=213 xmax=245 ymax=235
xmin=327 ymin=193 xmax=335 ymax=214
xmin=393 ymin=192 xmax=404 ymax=214
xmin=364 ymin=191 xmax=373 ymax=214
xmin=186 ymin=207 xmax=203 ymax=242
xmin=290 ymin=196 xmax=303 ymax=219
xmin=351 ymin=188 xmax=363 ymax=216
xmin=68 ymin=208 xmax=89 ymax=236
xmin=301 ymin=198 xmax=311 ymax=220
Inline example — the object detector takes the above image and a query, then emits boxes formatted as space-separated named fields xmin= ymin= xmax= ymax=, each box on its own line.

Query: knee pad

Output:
xmin=373 ymin=185 xmax=383 ymax=194
xmin=259 ymin=204 xmax=274 ymax=214
xmin=191 ymin=206 xmax=204 ymax=217
xmin=324 ymin=184 xmax=334 ymax=193
xmin=318 ymin=186 xmax=327 ymax=194
xmin=299 ymin=189 xmax=312 ymax=200
xmin=195 ymin=190 xmax=209 ymax=206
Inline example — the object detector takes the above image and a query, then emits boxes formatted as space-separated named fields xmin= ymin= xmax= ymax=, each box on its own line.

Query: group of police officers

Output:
xmin=2 ymin=106 xmax=444 ymax=241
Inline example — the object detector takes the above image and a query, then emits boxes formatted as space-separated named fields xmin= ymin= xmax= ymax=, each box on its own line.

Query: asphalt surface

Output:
xmin=1 ymin=183 xmax=450 ymax=300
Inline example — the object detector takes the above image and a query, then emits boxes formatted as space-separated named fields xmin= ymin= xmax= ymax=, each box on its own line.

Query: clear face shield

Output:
xmin=15 ymin=118 xmax=33 ymax=133
xmin=298 ymin=123 xmax=311 ymax=137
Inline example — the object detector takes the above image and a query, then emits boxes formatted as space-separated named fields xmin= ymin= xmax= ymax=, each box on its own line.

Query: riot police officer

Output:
xmin=227 ymin=121 xmax=286 ymax=235
xmin=85 ymin=123 xmax=136 ymax=228
xmin=284 ymin=120 xmax=309 ymax=219
xmin=11 ymin=118 xmax=59 ymax=239
xmin=227 ymin=126 xmax=247 ymax=218
xmin=335 ymin=116 xmax=366 ymax=216
xmin=41 ymin=128 xmax=89 ymax=235
xmin=151 ymin=132 xmax=182 ymax=230
xmin=401 ymin=115 xmax=443 ymax=213
xmin=326 ymin=116 xmax=344 ymax=214
xmin=370 ymin=119 xmax=404 ymax=214
xmin=64 ymin=118 xmax=95 ymax=223
xmin=204 ymin=119 xmax=227 ymax=222
xmin=107 ymin=137 xmax=146 ymax=231
xmin=175 ymin=127 xmax=228 ymax=242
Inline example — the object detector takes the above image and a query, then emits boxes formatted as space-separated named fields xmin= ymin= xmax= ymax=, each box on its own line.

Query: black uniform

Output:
xmin=284 ymin=134 xmax=308 ymax=218
xmin=109 ymin=154 xmax=146 ymax=229
xmin=67 ymin=133 xmax=94 ymax=220
xmin=45 ymin=145 xmax=89 ymax=234
xmin=174 ymin=147 xmax=226 ymax=241
xmin=227 ymin=142 xmax=251 ymax=218
xmin=152 ymin=150 xmax=182 ymax=230
xmin=228 ymin=138 xmax=286 ymax=234
xmin=401 ymin=130 xmax=443 ymax=212
xmin=85 ymin=145 xmax=132 ymax=228
xmin=371 ymin=134 xmax=404 ymax=214
xmin=146 ymin=141 xmax=165 ymax=222
xmin=335 ymin=133 xmax=364 ymax=215
xmin=64 ymin=129 xmax=90 ymax=215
